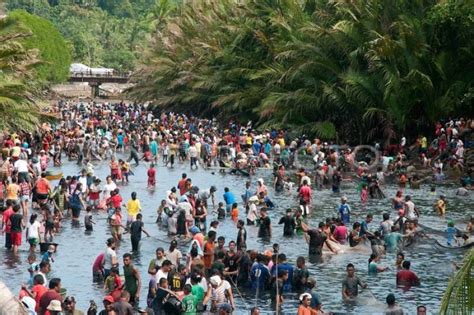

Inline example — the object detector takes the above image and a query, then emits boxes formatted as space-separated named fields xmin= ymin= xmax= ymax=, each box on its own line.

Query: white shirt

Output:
xmin=155 ymin=269 xmax=168 ymax=283
xmin=14 ymin=159 xmax=29 ymax=173
xmin=103 ymin=182 xmax=117 ymax=198
xmin=189 ymin=146 xmax=198 ymax=158
xmin=247 ymin=203 xmax=258 ymax=222
xmin=104 ymin=247 xmax=117 ymax=269
xmin=405 ymin=201 xmax=416 ymax=220
xmin=27 ymin=221 xmax=41 ymax=239
xmin=79 ymin=176 xmax=88 ymax=193
xmin=165 ymin=249 xmax=183 ymax=266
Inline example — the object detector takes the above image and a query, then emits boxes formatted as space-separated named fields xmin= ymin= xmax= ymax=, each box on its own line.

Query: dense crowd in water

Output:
xmin=0 ymin=100 xmax=473 ymax=315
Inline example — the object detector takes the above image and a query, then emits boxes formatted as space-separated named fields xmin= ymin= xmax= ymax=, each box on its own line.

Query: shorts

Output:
xmin=112 ymin=225 xmax=121 ymax=236
xmin=28 ymin=238 xmax=39 ymax=246
xmin=88 ymin=199 xmax=100 ymax=207
xmin=71 ymin=207 xmax=82 ymax=218
xmin=11 ymin=232 xmax=22 ymax=246
xmin=20 ymin=195 xmax=30 ymax=202
xmin=37 ymin=193 xmax=48 ymax=200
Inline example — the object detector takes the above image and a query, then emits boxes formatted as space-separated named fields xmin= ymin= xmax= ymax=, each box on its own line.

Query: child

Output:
xmin=181 ymin=284 xmax=197 ymax=314
xmin=84 ymin=206 xmax=95 ymax=231
xmin=119 ymin=160 xmax=129 ymax=184
xmin=26 ymin=214 xmax=41 ymax=253
xmin=9 ymin=205 xmax=24 ymax=254
xmin=446 ymin=220 xmax=458 ymax=246
xmin=231 ymin=203 xmax=239 ymax=222
xmin=361 ymin=185 xmax=368 ymax=209
xmin=104 ymin=267 xmax=122 ymax=301
xmin=22 ymin=274 xmax=47 ymax=313
xmin=53 ymin=209 xmax=63 ymax=233
xmin=215 ymin=202 xmax=225 ymax=220
xmin=147 ymin=163 xmax=156 ymax=189
xmin=27 ymin=254 xmax=39 ymax=286
xmin=88 ymin=178 xmax=101 ymax=209
xmin=110 ymin=207 xmax=125 ymax=242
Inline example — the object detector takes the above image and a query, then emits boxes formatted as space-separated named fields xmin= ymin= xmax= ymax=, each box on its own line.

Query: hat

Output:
xmin=190 ymin=226 xmax=200 ymax=234
xmin=103 ymin=295 xmax=114 ymax=304
xmin=21 ymin=296 xmax=36 ymax=312
xmin=299 ymin=293 xmax=312 ymax=302
xmin=47 ymin=300 xmax=62 ymax=311
xmin=210 ymin=275 xmax=222 ymax=286
xmin=249 ymin=196 xmax=259 ymax=203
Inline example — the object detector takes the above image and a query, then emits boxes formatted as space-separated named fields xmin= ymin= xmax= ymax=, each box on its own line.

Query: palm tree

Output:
xmin=0 ymin=15 xmax=51 ymax=131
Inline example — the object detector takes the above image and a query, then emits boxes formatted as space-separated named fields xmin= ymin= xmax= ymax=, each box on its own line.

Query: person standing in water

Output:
xmin=338 ymin=197 xmax=351 ymax=225
xmin=122 ymin=253 xmax=142 ymax=308
xmin=342 ymin=263 xmax=367 ymax=300
xmin=129 ymin=213 xmax=150 ymax=252
xmin=147 ymin=163 xmax=156 ymax=189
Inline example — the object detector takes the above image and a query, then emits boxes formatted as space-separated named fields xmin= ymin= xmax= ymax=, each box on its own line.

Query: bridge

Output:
xmin=68 ymin=71 xmax=131 ymax=96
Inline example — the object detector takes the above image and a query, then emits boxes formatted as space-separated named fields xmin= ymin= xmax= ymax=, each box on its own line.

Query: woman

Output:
xmin=273 ymin=165 xmax=285 ymax=192
xmin=193 ymin=199 xmax=208 ymax=232
xmin=186 ymin=240 xmax=203 ymax=270
xmin=19 ymin=177 xmax=31 ymax=219
xmin=256 ymin=179 xmax=268 ymax=197
xmin=69 ymin=183 xmax=86 ymax=221
xmin=368 ymin=254 xmax=388 ymax=274
xmin=246 ymin=196 xmax=259 ymax=225
xmin=297 ymin=293 xmax=316 ymax=315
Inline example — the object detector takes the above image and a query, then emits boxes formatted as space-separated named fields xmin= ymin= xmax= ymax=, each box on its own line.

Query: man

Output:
xmin=223 ymin=240 xmax=240 ymax=280
xmin=39 ymin=278 xmax=62 ymax=315
xmin=223 ymin=187 xmax=236 ymax=213
xmin=301 ymin=222 xmax=335 ymax=259
xmin=305 ymin=278 xmax=322 ymax=310
xmin=129 ymin=213 xmax=150 ymax=252
xmin=360 ymin=214 xmax=374 ymax=238
xmin=250 ymin=254 xmax=271 ymax=291
xmin=292 ymin=256 xmax=309 ymax=291
xmin=416 ymin=305 xmax=427 ymax=315
xmin=385 ymin=226 xmax=403 ymax=253
xmin=177 ymin=173 xmax=188 ymax=196
xmin=112 ymin=290 xmax=135 ymax=315
xmin=298 ymin=180 xmax=312 ymax=205
xmin=342 ymin=263 xmax=367 ymax=300
xmin=396 ymin=260 xmax=420 ymax=287
xmin=36 ymin=261 xmax=51 ymax=286
xmin=63 ymin=296 xmax=84 ymax=315
xmin=102 ymin=238 xmax=118 ymax=279
xmin=385 ymin=293 xmax=404 ymax=315
xmin=203 ymin=231 xmax=216 ymax=275
xmin=278 ymin=209 xmax=296 ymax=237
xmin=148 ymin=247 xmax=166 ymax=276
xmin=379 ymin=213 xmax=393 ymax=238
xmin=257 ymin=208 xmax=271 ymax=239
xmin=165 ymin=240 xmax=183 ymax=267
xmin=404 ymin=196 xmax=420 ymax=221
xmin=155 ymin=260 xmax=173 ymax=283
xmin=122 ymin=253 xmax=141 ymax=307
xmin=151 ymin=278 xmax=180 ymax=315
xmin=338 ymin=197 xmax=351 ymax=224
xmin=198 ymin=186 xmax=217 ymax=209
xmin=270 ymin=253 xmax=293 ymax=292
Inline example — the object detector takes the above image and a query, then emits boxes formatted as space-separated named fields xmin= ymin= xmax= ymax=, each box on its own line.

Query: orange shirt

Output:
xmin=203 ymin=241 xmax=215 ymax=269
xmin=231 ymin=208 xmax=239 ymax=221
xmin=35 ymin=178 xmax=50 ymax=194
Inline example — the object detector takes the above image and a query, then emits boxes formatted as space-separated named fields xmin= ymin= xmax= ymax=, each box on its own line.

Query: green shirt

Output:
xmin=191 ymin=284 xmax=205 ymax=304
xmin=182 ymin=294 xmax=197 ymax=314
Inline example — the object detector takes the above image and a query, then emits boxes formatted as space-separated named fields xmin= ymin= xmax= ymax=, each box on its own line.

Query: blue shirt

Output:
xmin=271 ymin=263 xmax=293 ymax=292
xmin=339 ymin=204 xmax=351 ymax=224
xmin=117 ymin=134 xmax=124 ymax=145
xmin=384 ymin=232 xmax=403 ymax=252
xmin=360 ymin=220 xmax=369 ymax=236
xmin=223 ymin=191 xmax=236 ymax=205
xmin=446 ymin=227 xmax=456 ymax=245
xmin=252 ymin=142 xmax=262 ymax=155
xmin=250 ymin=263 xmax=270 ymax=290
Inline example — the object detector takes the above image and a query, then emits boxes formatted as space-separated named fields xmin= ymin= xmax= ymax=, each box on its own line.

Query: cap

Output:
xmin=103 ymin=295 xmax=114 ymax=303
xmin=210 ymin=275 xmax=222 ymax=286
xmin=299 ymin=293 xmax=312 ymax=302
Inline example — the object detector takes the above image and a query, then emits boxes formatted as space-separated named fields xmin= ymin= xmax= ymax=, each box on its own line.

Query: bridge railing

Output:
xmin=69 ymin=71 xmax=131 ymax=78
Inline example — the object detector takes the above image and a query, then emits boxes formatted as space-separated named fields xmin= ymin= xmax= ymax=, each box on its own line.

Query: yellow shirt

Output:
xmin=6 ymin=184 xmax=19 ymax=200
xmin=127 ymin=199 xmax=141 ymax=217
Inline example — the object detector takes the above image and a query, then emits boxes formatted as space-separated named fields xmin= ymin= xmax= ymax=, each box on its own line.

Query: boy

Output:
xmin=215 ymin=202 xmax=225 ymax=220
xmin=231 ymin=203 xmax=239 ymax=222
xmin=104 ymin=267 xmax=122 ymax=298
xmin=181 ymin=284 xmax=197 ymax=314
xmin=84 ymin=206 xmax=95 ymax=231
xmin=10 ymin=204 xmax=24 ymax=254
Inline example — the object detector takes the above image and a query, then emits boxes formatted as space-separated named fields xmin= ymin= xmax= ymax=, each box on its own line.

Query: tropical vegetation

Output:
xmin=5 ymin=0 xmax=172 ymax=71
xmin=129 ymin=0 xmax=474 ymax=144
xmin=0 ymin=15 xmax=53 ymax=131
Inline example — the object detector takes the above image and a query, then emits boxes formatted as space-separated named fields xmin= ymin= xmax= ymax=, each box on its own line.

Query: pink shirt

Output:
xmin=334 ymin=225 xmax=348 ymax=244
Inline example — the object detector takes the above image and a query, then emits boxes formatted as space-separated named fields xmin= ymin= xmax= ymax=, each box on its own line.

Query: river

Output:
xmin=0 ymin=155 xmax=471 ymax=314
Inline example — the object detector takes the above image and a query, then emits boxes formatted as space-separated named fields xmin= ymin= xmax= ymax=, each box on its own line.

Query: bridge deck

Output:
xmin=68 ymin=72 xmax=130 ymax=84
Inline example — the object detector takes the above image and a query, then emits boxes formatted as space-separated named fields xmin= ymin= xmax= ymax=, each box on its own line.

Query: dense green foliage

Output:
xmin=6 ymin=0 xmax=171 ymax=71
xmin=0 ymin=16 xmax=52 ymax=131
xmin=129 ymin=0 xmax=474 ymax=144
xmin=8 ymin=10 xmax=71 ymax=83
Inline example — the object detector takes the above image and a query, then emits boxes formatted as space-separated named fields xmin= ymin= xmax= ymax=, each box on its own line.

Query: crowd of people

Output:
xmin=0 ymin=100 xmax=472 ymax=315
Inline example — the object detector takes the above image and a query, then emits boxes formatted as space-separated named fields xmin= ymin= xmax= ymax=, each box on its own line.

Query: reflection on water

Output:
xmin=0 ymin=156 xmax=471 ymax=314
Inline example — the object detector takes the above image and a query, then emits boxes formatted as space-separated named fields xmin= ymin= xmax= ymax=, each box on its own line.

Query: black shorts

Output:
xmin=37 ymin=193 xmax=48 ymax=200
xmin=71 ymin=207 xmax=81 ymax=218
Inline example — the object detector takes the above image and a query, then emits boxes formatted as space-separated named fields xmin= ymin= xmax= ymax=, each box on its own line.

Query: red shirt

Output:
xmin=178 ymin=179 xmax=187 ymax=195
xmin=147 ymin=168 xmax=156 ymax=178
xmin=396 ymin=269 xmax=420 ymax=286
xmin=32 ymin=284 xmax=47 ymax=312
xmin=2 ymin=207 xmax=14 ymax=233
xmin=299 ymin=186 xmax=312 ymax=203
xmin=93 ymin=253 xmax=105 ymax=272
xmin=108 ymin=194 xmax=123 ymax=209
xmin=39 ymin=289 xmax=62 ymax=315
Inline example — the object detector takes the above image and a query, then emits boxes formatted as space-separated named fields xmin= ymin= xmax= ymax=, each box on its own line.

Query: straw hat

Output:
xmin=47 ymin=300 xmax=62 ymax=311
